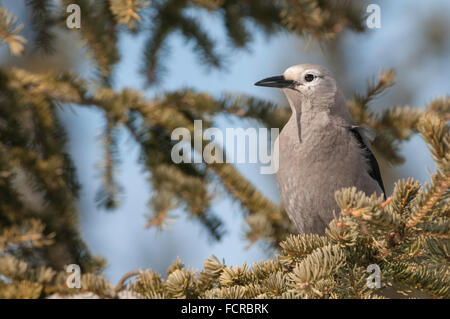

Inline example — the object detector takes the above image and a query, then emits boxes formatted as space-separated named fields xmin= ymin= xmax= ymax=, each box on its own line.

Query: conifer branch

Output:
xmin=0 ymin=7 xmax=27 ymax=56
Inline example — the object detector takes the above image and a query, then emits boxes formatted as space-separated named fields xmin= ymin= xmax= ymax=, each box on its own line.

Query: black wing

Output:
xmin=349 ymin=127 xmax=386 ymax=198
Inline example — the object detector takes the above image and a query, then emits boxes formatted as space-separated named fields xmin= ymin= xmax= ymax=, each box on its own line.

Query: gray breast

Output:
xmin=276 ymin=115 xmax=382 ymax=234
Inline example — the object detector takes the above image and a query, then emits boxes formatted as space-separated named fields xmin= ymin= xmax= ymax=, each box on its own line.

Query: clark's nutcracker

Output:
xmin=255 ymin=64 xmax=385 ymax=234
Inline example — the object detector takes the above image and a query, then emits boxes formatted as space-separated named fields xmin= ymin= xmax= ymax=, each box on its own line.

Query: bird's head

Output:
xmin=255 ymin=64 xmax=341 ymax=113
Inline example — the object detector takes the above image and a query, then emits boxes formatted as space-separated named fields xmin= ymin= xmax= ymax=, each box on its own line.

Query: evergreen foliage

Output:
xmin=0 ymin=0 xmax=448 ymax=298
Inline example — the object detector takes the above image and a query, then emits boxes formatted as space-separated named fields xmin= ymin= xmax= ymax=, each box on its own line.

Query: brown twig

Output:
xmin=114 ymin=269 xmax=144 ymax=293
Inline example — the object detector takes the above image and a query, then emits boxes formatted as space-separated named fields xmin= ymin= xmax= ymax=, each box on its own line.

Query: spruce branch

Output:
xmin=95 ymin=117 xmax=123 ymax=209
xmin=286 ymin=244 xmax=345 ymax=292
xmin=26 ymin=0 xmax=56 ymax=52
xmin=279 ymin=234 xmax=329 ymax=268
xmin=109 ymin=0 xmax=150 ymax=29
xmin=407 ymin=114 xmax=449 ymax=229
xmin=60 ymin=0 xmax=119 ymax=81
xmin=281 ymin=0 xmax=365 ymax=40
xmin=0 ymin=7 xmax=27 ymax=56
xmin=389 ymin=261 xmax=449 ymax=298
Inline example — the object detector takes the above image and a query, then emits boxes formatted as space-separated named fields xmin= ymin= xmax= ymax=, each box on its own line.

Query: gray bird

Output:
xmin=255 ymin=64 xmax=385 ymax=234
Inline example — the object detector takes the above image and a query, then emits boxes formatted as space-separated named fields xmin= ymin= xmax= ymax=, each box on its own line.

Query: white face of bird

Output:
xmin=282 ymin=64 xmax=337 ymax=99
xmin=255 ymin=63 xmax=339 ymax=113
xmin=255 ymin=64 xmax=336 ymax=96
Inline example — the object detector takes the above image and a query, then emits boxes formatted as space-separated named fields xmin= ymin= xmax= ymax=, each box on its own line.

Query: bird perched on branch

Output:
xmin=255 ymin=64 xmax=385 ymax=234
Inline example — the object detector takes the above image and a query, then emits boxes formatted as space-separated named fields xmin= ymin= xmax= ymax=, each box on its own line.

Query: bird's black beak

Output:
xmin=254 ymin=75 xmax=295 ymax=88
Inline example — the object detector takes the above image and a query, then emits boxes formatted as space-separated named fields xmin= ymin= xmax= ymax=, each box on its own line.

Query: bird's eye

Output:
xmin=304 ymin=74 xmax=315 ymax=82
